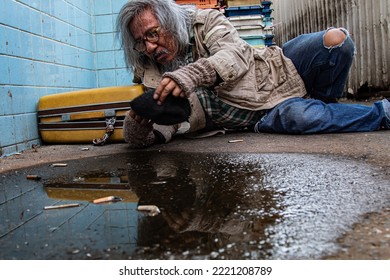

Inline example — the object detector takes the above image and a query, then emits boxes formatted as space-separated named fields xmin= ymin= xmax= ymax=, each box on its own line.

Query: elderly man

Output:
xmin=117 ymin=0 xmax=390 ymax=148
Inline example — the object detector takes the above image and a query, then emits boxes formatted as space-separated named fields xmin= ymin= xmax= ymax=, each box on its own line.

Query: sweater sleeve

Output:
xmin=162 ymin=58 xmax=217 ymax=96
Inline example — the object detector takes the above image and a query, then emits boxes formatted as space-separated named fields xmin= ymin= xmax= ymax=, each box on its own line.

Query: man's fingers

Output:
xmin=140 ymin=118 xmax=151 ymax=126
xmin=154 ymin=77 xmax=171 ymax=101
xmin=159 ymin=80 xmax=177 ymax=103
xmin=171 ymin=86 xmax=183 ymax=98
xmin=134 ymin=115 xmax=143 ymax=123
xmin=128 ymin=110 xmax=136 ymax=118
xmin=154 ymin=77 xmax=183 ymax=104
xmin=132 ymin=113 xmax=151 ymax=125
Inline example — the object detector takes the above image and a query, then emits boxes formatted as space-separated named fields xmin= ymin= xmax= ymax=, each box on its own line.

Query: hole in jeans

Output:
xmin=324 ymin=28 xmax=346 ymax=48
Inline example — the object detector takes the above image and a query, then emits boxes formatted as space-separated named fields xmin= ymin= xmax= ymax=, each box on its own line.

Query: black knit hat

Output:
xmin=130 ymin=88 xmax=191 ymax=125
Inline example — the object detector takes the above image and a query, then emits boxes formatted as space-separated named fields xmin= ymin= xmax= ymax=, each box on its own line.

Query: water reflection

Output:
xmin=127 ymin=152 xmax=282 ymax=259
xmin=2 ymin=151 xmax=388 ymax=260
xmin=38 ymin=152 xmax=282 ymax=259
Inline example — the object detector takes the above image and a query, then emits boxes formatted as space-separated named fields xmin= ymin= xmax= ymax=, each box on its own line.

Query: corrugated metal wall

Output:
xmin=272 ymin=0 xmax=390 ymax=97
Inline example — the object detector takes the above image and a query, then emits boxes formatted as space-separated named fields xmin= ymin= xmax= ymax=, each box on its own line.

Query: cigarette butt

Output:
xmin=44 ymin=203 xmax=80 ymax=210
xmin=51 ymin=163 xmax=68 ymax=167
xmin=26 ymin=174 xmax=41 ymax=180
xmin=150 ymin=181 xmax=167 ymax=185
xmin=137 ymin=205 xmax=161 ymax=216
xmin=228 ymin=139 xmax=244 ymax=143
xmin=93 ymin=196 xmax=122 ymax=204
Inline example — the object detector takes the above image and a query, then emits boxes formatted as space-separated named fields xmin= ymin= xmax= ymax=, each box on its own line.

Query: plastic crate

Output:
xmin=262 ymin=8 xmax=273 ymax=17
xmin=261 ymin=1 xmax=273 ymax=9
xmin=264 ymin=34 xmax=275 ymax=46
xmin=175 ymin=0 xmax=218 ymax=9
xmin=234 ymin=25 xmax=274 ymax=37
xmin=227 ymin=0 xmax=261 ymax=7
xmin=228 ymin=15 xmax=265 ymax=28
xmin=242 ymin=35 xmax=266 ymax=48
xmin=225 ymin=5 xmax=263 ymax=17
xmin=235 ymin=25 xmax=263 ymax=36
xmin=263 ymin=26 xmax=274 ymax=35
xmin=263 ymin=16 xmax=273 ymax=27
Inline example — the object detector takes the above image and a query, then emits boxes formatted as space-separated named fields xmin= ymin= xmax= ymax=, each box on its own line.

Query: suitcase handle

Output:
xmin=38 ymin=101 xmax=131 ymax=121
xmin=61 ymin=109 xmax=118 ymax=121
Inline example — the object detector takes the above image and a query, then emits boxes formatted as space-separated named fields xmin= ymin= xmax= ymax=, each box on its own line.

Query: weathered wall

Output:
xmin=272 ymin=0 xmax=390 ymax=96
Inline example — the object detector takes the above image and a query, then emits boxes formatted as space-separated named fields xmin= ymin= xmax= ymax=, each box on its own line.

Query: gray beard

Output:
xmin=159 ymin=55 xmax=187 ymax=73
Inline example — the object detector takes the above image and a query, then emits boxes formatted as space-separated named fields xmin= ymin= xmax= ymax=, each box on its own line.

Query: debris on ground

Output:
xmin=51 ymin=163 xmax=68 ymax=167
xmin=43 ymin=203 xmax=80 ymax=210
xmin=26 ymin=174 xmax=41 ymax=180
xmin=92 ymin=196 xmax=123 ymax=204
xmin=137 ymin=205 xmax=161 ymax=216
xmin=228 ymin=139 xmax=244 ymax=143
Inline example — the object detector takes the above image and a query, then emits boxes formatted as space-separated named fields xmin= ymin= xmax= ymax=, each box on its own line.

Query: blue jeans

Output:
xmin=256 ymin=28 xmax=390 ymax=134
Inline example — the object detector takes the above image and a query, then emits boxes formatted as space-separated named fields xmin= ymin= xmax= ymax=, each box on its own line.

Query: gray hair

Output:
xmin=117 ymin=0 xmax=195 ymax=73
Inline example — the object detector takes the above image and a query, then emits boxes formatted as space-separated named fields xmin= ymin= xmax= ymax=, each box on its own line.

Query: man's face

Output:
xmin=129 ymin=9 xmax=177 ymax=65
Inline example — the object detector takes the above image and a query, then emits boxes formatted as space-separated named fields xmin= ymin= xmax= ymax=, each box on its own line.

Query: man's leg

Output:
xmin=282 ymin=28 xmax=356 ymax=102
xmin=255 ymin=97 xmax=390 ymax=134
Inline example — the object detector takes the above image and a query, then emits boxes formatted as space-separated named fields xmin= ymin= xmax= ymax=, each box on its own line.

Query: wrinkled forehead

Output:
xmin=129 ymin=8 xmax=159 ymax=39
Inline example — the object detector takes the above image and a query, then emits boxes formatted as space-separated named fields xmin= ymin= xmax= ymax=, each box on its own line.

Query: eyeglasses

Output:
xmin=133 ymin=27 xmax=161 ymax=53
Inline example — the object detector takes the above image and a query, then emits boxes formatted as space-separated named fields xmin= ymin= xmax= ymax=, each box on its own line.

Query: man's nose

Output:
xmin=145 ymin=40 xmax=158 ymax=54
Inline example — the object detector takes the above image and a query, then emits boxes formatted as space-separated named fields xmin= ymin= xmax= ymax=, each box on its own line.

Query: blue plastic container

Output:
xmin=262 ymin=8 xmax=273 ymax=18
xmin=263 ymin=16 xmax=273 ymax=27
xmin=225 ymin=5 xmax=263 ymax=17
xmin=261 ymin=1 xmax=273 ymax=10
xmin=264 ymin=34 xmax=275 ymax=46
xmin=241 ymin=35 xmax=266 ymax=48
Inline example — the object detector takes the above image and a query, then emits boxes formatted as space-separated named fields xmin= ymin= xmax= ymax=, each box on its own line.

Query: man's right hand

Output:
xmin=128 ymin=109 xmax=153 ymax=126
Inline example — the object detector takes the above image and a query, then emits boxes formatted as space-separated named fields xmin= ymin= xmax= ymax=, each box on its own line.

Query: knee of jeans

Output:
xmin=324 ymin=28 xmax=347 ymax=48
xmin=280 ymin=102 xmax=321 ymax=134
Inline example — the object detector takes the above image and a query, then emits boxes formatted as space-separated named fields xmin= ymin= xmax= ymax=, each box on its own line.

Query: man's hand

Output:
xmin=128 ymin=109 xmax=153 ymax=126
xmin=153 ymin=76 xmax=186 ymax=105
xmin=123 ymin=110 xmax=155 ymax=148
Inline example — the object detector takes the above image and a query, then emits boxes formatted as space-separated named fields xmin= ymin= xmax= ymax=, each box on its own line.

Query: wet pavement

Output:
xmin=1 ymin=143 xmax=389 ymax=260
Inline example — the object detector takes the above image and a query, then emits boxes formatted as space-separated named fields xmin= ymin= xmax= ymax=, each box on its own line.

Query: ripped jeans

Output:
xmin=255 ymin=28 xmax=390 ymax=134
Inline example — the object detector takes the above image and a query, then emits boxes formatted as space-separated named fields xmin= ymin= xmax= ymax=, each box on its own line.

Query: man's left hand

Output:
xmin=154 ymin=77 xmax=186 ymax=105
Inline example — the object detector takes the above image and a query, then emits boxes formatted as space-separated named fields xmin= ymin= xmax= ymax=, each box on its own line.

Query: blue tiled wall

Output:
xmin=95 ymin=0 xmax=132 ymax=87
xmin=0 ymin=0 xmax=132 ymax=157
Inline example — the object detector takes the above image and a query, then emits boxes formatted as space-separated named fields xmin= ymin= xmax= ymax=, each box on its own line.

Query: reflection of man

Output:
xmin=128 ymin=152 xmax=279 ymax=250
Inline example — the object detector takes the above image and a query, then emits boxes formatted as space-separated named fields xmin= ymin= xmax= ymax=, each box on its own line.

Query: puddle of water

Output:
xmin=0 ymin=152 xmax=389 ymax=260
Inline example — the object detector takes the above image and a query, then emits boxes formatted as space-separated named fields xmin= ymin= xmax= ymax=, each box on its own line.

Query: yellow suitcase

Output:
xmin=38 ymin=85 xmax=144 ymax=144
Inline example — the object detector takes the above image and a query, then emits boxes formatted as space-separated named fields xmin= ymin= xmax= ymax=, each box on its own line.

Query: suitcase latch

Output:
xmin=105 ymin=109 xmax=116 ymax=117
xmin=62 ymin=114 xmax=71 ymax=121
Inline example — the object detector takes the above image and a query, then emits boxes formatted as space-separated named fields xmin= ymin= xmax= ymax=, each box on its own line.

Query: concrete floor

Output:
xmin=0 ymin=130 xmax=389 ymax=259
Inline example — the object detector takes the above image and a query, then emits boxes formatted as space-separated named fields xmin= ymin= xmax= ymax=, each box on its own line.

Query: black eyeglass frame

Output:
xmin=133 ymin=27 xmax=161 ymax=53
